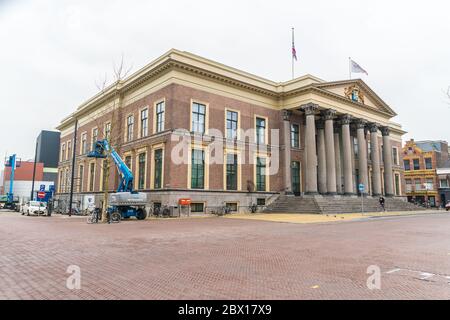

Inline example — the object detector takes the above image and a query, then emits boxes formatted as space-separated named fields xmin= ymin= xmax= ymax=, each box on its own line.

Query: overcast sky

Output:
xmin=1 ymin=0 xmax=449 ymax=163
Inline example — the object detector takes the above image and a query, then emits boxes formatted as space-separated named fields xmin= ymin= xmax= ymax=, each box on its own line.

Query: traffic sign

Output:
xmin=49 ymin=185 xmax=55 ymax=192
xmin=37 ymin=191 xmax=46 ymax=199
xmin=358 ymin=184 xmax=365 ymax=192
xmin=39 ymin=184 xmax=45 ymax=192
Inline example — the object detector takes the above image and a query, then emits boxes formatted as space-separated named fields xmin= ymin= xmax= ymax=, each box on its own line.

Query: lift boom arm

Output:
xmin=87 ymin=139 xmax=134 ymax=193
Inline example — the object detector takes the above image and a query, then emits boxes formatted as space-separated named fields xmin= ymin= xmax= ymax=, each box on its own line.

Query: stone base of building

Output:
xmin=54 ymin=190 xmax=279 ymax=214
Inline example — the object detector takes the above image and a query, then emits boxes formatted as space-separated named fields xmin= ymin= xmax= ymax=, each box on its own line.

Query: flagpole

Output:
xmin=349 ymin=57 xmax=351 ymax=80
xmin=292 ymin=27 xmax=295 ymax=80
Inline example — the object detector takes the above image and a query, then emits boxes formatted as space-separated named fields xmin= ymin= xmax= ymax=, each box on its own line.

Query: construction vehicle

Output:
xmin=3 ymin=154 xmax=20 ymax=210
xmin=87 ymin=139 xmax=147 ymax=220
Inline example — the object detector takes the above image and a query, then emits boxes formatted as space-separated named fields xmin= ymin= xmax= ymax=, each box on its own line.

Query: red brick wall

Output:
xmin=4 ymin=162 xmax=43 ymax=181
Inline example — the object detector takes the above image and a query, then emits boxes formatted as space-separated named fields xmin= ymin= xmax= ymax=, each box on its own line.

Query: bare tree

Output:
xmin=87 ymin=55 xmax=133 ymax=222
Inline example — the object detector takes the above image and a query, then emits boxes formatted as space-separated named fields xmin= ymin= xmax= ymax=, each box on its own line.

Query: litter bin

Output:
xmin=169 ymin=206 xmax=179 ymax=217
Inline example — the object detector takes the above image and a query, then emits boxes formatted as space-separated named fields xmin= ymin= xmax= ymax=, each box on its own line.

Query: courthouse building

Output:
xmin=56 ymin=49 xmax=406 ymax=213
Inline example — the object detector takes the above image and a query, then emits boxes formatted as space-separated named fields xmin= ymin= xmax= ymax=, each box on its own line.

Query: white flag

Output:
xmin=350 ymin=59 xmax=368 ymax=75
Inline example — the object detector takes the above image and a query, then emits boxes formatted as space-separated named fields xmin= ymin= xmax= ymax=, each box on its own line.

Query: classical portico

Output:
xmin=285 ymin=78 xmax=404 ymax=198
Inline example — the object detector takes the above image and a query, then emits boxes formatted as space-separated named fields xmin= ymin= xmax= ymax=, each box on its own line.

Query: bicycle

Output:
xmin=86 ymin=208 xmax=100 ymax=224
xmin=152 ymin=204 xmax=170 ymax=218
xmin=249 ymin=203 xmax=258 ymax=213
xmin=210 ymin=205 xmax=232 ymax=216
xmin=86 ymin=208 xmax=121 ymax=224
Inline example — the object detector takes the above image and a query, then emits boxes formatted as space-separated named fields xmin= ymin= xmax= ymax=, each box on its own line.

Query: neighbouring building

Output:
xmin=2 ymin=159 xmax=54 ymax=202
xmin=55 ymin=49 xmax=406 ymax=213
xmin=36 ymin=130 xmax=61 ymax=187
xmin=402 ymin=139 xmax=450 ymax=207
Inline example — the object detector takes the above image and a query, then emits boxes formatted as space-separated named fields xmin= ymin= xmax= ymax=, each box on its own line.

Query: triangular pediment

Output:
xmin=313 ymin=79 xmax=396 ymax=116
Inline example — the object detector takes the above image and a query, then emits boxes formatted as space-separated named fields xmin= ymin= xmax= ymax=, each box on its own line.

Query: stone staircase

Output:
xmin=263 ymin=195 xmax=425 ymax=214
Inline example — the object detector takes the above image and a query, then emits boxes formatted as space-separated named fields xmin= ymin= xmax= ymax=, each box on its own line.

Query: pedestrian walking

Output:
xmin=379 ymin=196 xmax=386 ymax=212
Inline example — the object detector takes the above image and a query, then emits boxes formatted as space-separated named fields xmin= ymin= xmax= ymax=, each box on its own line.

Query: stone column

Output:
xmin=381 ymin=126 xmax=394 ymax=197
xmin=340 ymin=114 xmax=354 ymax=195
xmin=317 ymin=120 xmax=327 ymax=194
xmin=369 ymin=123 xmax=382 ymax=196
xmin=334 ymin=126 xmax=342 ymax=194
xmin=301 ymin=103 xmax=318 ymax=195
xmin=282 ymin=110 xmax=293 ymax=194
xmin=355 ymin=119 xmax=369 ymax=195
xmin=323 ymin=109 xmax=337 ymax=195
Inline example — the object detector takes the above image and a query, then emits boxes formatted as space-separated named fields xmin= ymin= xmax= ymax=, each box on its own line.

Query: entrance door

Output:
xmin=291 ymin=161 xmax=301 ymax=196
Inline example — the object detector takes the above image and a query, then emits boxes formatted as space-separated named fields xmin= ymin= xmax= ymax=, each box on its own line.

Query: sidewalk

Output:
xmin=225 ymin=210 xmax=442 ymax=224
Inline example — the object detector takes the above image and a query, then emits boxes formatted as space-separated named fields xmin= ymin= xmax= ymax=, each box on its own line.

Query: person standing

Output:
xmin=379 ymin=196 xmax=386 ymax=212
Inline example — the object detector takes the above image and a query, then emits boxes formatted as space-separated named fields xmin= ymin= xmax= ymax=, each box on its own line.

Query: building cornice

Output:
xmin=57 ymin=49 xmax=400 ymax=132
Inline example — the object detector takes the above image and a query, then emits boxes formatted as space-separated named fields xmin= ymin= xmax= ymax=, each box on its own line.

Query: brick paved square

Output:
xmin=0 ymin=210 xmax=449 ymax=300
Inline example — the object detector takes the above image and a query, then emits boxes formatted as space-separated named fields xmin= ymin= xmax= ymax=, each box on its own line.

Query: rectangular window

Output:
xmin=191 ymin=149 xmax=205 ymax=189
xmin=415 ymin=179 xmax=422 ymax=190
xmin=404 ymin=159 xmax=410 ymax=171
xmin=256 ymin=157 xmax=266 ymax=191
xmin=65 ymin=169 xmax=70 ymax=192
xmin=192 ymin=102 xmax=206 ymax=134
xmin=226 ymin=153 xmax=238 ymax=191
xmin=256 ymin=117 xmax=266 ymax=144
xmin=353 ymin=136 xmax=359 ymax=159
xmin=256 ymin=198 xmax=266 ymax=206
xmin=89 ymin=162 xmax=95 ymax=192
xmin=405 ymin=179 xmax=412 ymax=192
xmin=368 ymin=141 xmax=372 ymax=160
xmin=126 ymin=115 xmax=134 ymax=142
xmin=101 ymin=160 xmax=108 ymax=191
xmin=80 ymin=133 xmax=87 ymax=154
xmin=425 ymin=178 xmax=434 ymax=190
xmin=291 ymin=124 xmax=299 ymax=148
xmin=78 ymin=165 xmax=84 ymax=192
xmin=190 ymin=203 xmax=204 ymax=213
xmin=413 ymin=159 xmax=420 ymax=170
xmin=226 ymin=110 xmax=238 ymax=139
xmin=67 ymin=141 xmax=72 ymax=160
xmin=138 ymin=153 xmax=146 ymax=190
xmin=124 ymin=156 xmax=132 ymax=170
xmin=395 ymin=174 xmax=400 ymax=196
xmin=155 ymin=101 xmax=165 ymax=133
xmin=58 ymin=170 xmax=63 ymax=193
xmin=154 ymin=149 xmax=163 ymax=189
xmin=392 ymin=147 xmax=399 ymax=165
xmin=425 ymin=158 xmax=432 ymax=170
xmin=61 ymin=144 xmax=65 ymax=162
xmin=92 ymin=128 xmax=98 ymax=150
xmin=140 ymin=108 xmax=148 ymax=137
xmin=105 ymin=122 xmax=111 ymax=141
xmin=225 ymin=202 xmax=238 ymax=212
xmin=440 ymin=179 xmax=448 ymax=188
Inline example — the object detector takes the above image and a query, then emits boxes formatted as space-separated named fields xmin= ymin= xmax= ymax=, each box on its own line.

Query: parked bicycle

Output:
xmin=152 ymin=204 xmax=170 ymax=218
xmin=249 ymin=203 xmax=258 ymax=213
xmin=86 ymin=208 xmax=101 ymax=224
xmin=86 ymin=208 xmax=121 ymax=224
xmin=209 ymin=205 xmax=232 ymax=216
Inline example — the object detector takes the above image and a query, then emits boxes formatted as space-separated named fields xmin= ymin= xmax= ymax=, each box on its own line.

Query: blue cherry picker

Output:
xmin=87 ymin=139 xmax=147 ymax=220
xmin=4 ymin=154 xmax=20 ymax=210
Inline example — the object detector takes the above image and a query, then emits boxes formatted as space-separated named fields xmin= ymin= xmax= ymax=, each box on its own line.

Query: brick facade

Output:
xmin=55 ymin=50 xmax=407 ymax=213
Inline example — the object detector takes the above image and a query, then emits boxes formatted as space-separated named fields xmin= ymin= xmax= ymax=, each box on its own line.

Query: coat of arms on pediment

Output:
xmin=344 ymin=85 xmax=365 ymax=104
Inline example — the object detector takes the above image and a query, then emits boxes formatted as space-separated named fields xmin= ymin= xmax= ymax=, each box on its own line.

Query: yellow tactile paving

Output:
xmin=225 ymin=210 xmax=438 ymax=224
